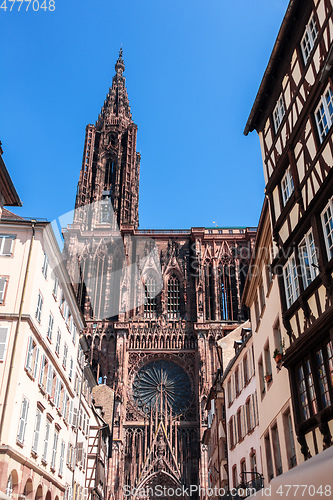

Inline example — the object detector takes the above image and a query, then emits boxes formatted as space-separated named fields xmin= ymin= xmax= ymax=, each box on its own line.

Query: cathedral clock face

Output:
xmin=133 ymin=360 xmax=192 ymax=416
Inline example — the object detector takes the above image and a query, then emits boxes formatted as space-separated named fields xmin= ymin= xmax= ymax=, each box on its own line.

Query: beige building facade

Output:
xmin=243 ymin=200 xmax=301 ymax=485
xmin=0 ymin=216 xmax=92 ymax=500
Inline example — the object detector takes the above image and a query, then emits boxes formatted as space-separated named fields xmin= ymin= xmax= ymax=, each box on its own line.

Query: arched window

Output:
xmin=144 ymin=274 xmax=158 ymax=318
xmin=167 ymin=275 xmax=180 ymax=319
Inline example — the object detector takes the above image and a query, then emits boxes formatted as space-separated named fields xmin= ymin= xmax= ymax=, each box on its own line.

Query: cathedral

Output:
xmin=64 ymin=50 xmax=256 ymax=499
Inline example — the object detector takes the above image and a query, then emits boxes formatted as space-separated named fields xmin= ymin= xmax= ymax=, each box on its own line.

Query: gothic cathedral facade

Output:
xmin=64 ymin=50 xmax=256 ymax=499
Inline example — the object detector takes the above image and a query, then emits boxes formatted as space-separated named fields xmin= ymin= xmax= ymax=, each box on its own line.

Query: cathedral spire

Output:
xmin=97 ymin=48 xmax=132 ymax=126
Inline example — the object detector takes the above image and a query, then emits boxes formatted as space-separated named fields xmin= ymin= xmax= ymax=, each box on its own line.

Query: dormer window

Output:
xmin=301 ymin=13 xmax=318 ymax=65
xmin=273 ymin=94 xmax=285 ymax=133
xmin=281 ymin=167 xmax=294 ymax=206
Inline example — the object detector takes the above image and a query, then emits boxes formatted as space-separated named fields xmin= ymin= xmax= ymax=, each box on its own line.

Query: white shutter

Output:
xmin=72 ymin=408 xmax=78 ymax=427
xmin=51 ymin=431 xmax=58 ymax=468
xmin=68 ymin=400 xmax=73 ymax=425
xmin=47 ymin=314 xmax=54 ymax=340
xmin=69 ymin=357 xmax=73 ymax=380
xmin=42 ymin=420 xmax=50 ymax=461
xmin=33 ymin=347 xmax=40 ymax=379
xmin=54 ymin=378 xmax=60 ymax=408
xmin=0 ymin=277 xmax=7 ymax=303
xmin=46 ymin=364 xmax=53 ymax=394
xmin=0 ymin=327 xmax=8 ymax=361
xmin=76 ymin=442 xmax=83 ymax=464
xmin=62 ymin=391 xmax=68 ymax=419
xmin=25 ymin=336 xmax=34 ymax=371
xmin=32 ymin=409 xmax=42 ymax=453
xmin=241 ymin=406 xmax=246 ymax=438
xmin=59 ymin=440 xmax=65 ymax=476
xmin=254 ymin=391 xmax=259 ymax=425
xmin=17 ymin=397 xmax=29 ymax=443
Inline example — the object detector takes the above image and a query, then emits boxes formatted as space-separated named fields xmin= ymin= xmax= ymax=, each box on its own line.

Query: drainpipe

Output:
xmin=0 ymin=220 xmax=36 ymax=441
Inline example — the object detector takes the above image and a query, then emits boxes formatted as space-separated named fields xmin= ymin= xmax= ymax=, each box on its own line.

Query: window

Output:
xmin=283 ymin=255 xmax=300 ymax=308
xmin=17 ymin=396 xmax=29 ymax=444
xmin=32 ymin=409 xmax=42 ymax=453
xmin=69 ymin=357 xmax=73 ymax=380
xmin=321 ymin=198 xmax=333 ymax=261
xmin=315 ymin=348 xmax=331 ymax=408
xmin=297 ymin=360 xmax=318 ymax=421
xmin=25 ymin=336 xmax=39 ymax=378
xmin=167 ymin=275 xmax=180 ymax=319
xmin=100 ymin=202 xmax=111 ymax=223
xmin=259 ymin=282 xmax=265 ymax=313
xmin=47 ymin=314 xmax=54 ymax=341
xmin=72 ymin=322 xmax=77 ymax=345
xmin=264 ymin=432 xmax=274 ymax=481
xmin=59 ymin=440 xmax=65 ymax=476
xmin=227 ymin=380 xmax=232 ymax=405
xmin=281 ymin=167 xmax=294 ymax=206
xmin=0 ymin=235 xmax=15 ymax=256
xmin=301 ymin=13 xmax=318 ymax=64
xmin=35 ymin=293 xmax=43 ymax=323
xmin=273 ymin=93 xmax=285 ymax=133
xmin=53 ymin=275 xmax=59 ymax=298
xmin=315 ymin=85 xmax=333 ymax=143
xmin=54 ymin=378 xmax=61 ymax=408
xmin=283 ymin=410 xmax=297 ymax=469
xmin=42 ymin=253 xmax=49 ymax=278
xmin=46 ymin=363 xmax=53 ymax=395
xmin=235 ymin=368 xmax=239 ymax=396
xmin=299 ymin=229 xmax=319 ymax=288
xmin=264 ymin=344 xmax=272 ymax=382
xmin=51 ymin=430 xmax=59 ymax=469
xmin=42 ymin=420 xmax=51 ymax=462
xmin=0 ymin=327 xmax=9 ymax=361
xmin=271 ymin=425 xmax=283 ymax=476
xmin=63 ymin=343 xmax=68 ymax=369
xmin=0 ymin=277 xmax=8 ymax=304
xmin=144 ymin=273 xmax=158 ymax=318
xmin=55 ymin=329 xmax=61 ymax=356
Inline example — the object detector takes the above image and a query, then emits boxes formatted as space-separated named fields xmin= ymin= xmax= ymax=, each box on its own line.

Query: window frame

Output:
xmin=281 ymin=167 xmax=295 ymax=206
xmin=321 ymin=197 xmax=333 ymax=262
xmin=35 ymin=292 xmax=43 ymax=323
xmin=315 ymin=84 xmax=333 ymax=143
xmin=17 ymin=396 xmax=29 ymax=444
xmin=283 ymin=255 xmax=300 ymax=308
xmin=298 ymin=228 xmax=319 ymax=288
xmin=0 ymin=326 xmax=9 ymax=362
xmin=300 ymin=12 xmax=319 ymax=65
xmin=0 ymin=276 xmax=8 ymax=305
xmin=273 ymin=93 xmax=286 ymax=133
xmin=0 ymin=234 xmax=15 ymax=256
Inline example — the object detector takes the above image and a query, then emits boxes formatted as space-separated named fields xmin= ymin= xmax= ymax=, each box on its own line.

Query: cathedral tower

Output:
xmin=64 ymin=51 xmax=256 ymax=500
xmin=74 ymin=49 xmax=140 ymax=231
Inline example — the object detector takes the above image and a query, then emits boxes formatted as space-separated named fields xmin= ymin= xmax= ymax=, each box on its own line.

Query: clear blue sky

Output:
xmin=1 ymin=0 xmax=289 ymax=229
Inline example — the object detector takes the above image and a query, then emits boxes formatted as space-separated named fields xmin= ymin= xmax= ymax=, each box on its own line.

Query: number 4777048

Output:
xmin=0 ymin=0 xmax=55 ymax=11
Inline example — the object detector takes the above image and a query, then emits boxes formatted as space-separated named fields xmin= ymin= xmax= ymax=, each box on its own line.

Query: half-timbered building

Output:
xmin=245 ymin=0 xmax=333 ymax=460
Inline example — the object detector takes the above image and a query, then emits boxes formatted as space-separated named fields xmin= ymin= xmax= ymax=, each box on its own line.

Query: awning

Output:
xmin=247 ymin=447 xmax=333 ymax=499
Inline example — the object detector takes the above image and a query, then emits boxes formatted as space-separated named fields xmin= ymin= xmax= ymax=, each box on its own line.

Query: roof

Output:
xmin=0 ymin=153 xmax=22 ymax=207
xmin=1 ymin=208 xmax=24 ymax=220
xmin=244 ymin=0 xmax=301 ymax=135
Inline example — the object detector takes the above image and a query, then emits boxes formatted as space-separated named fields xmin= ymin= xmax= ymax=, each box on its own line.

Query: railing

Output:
xmin=136 ymin=229 xmax=191 ymax=234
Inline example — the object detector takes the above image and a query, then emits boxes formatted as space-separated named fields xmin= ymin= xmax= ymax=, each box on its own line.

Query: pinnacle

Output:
xmin=115 ymin=47 xmax=125 ymax=75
